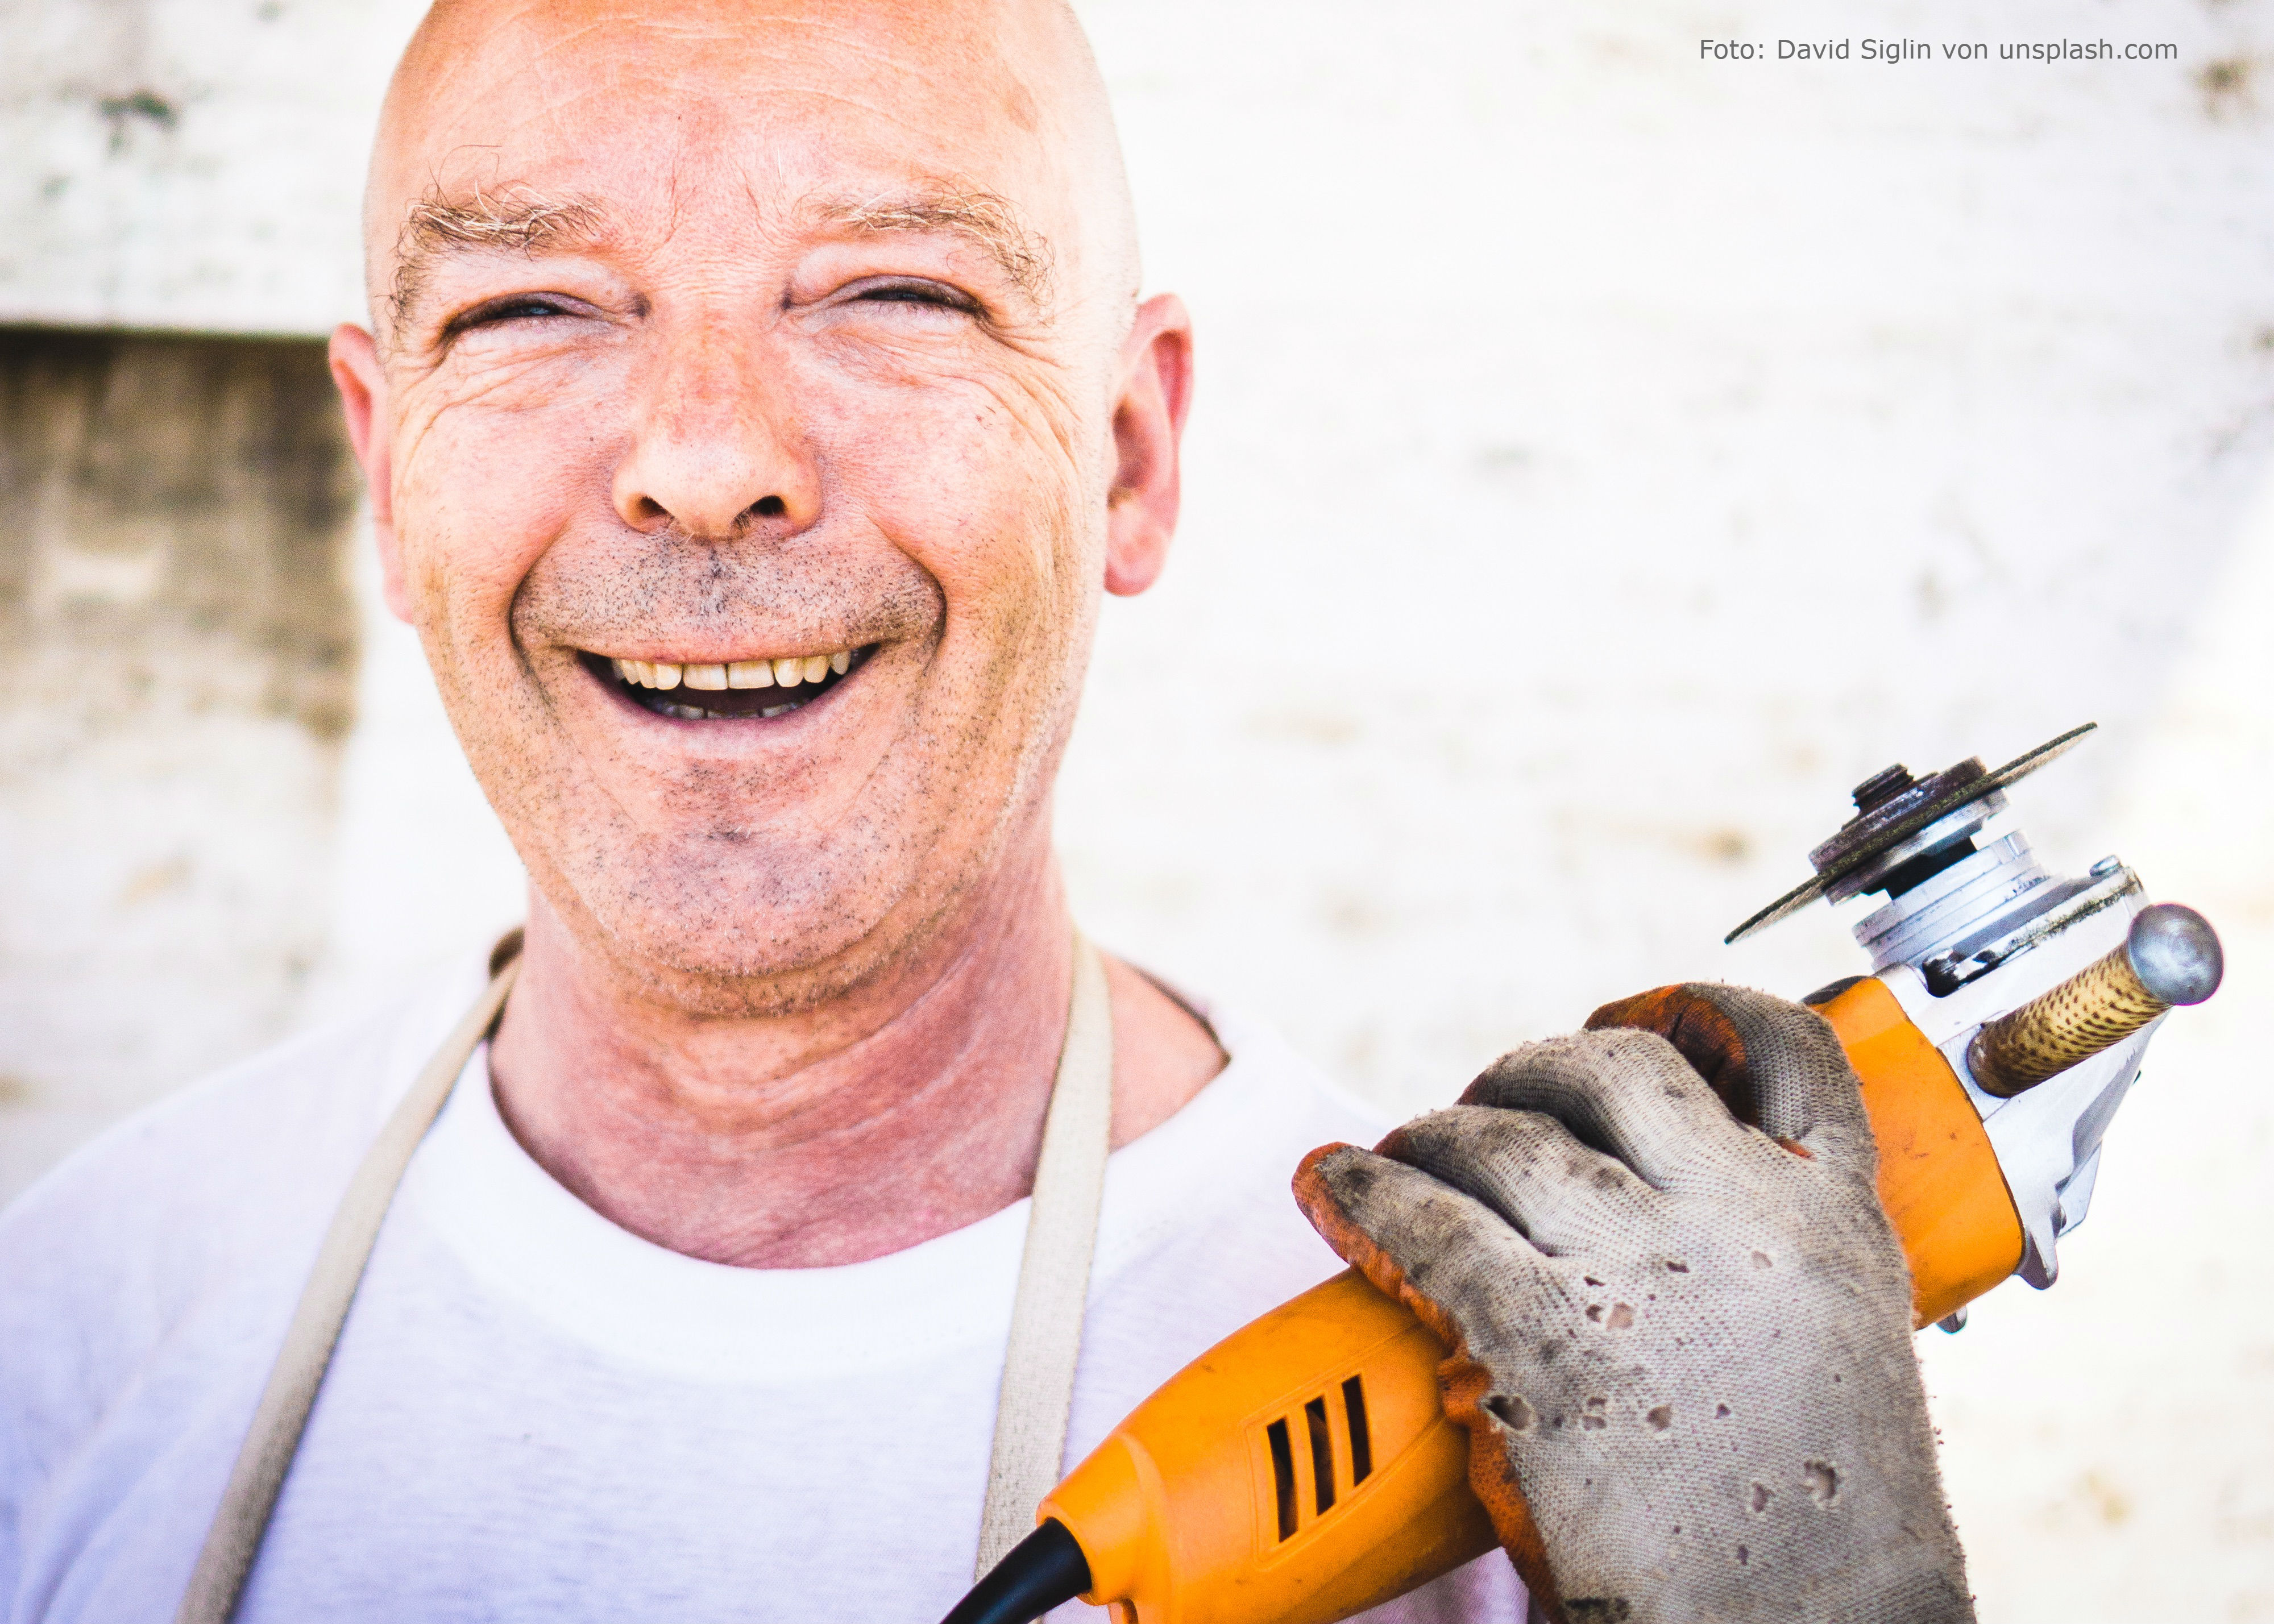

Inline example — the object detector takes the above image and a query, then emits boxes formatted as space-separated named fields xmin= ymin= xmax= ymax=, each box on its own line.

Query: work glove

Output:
xmin=1293 ymin=983 xmax=1973 ymax=1624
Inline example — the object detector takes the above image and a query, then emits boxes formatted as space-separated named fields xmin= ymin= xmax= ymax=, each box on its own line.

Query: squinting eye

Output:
xmin=483 ymin=298 xmax=570 ymax=322
xmin=854 ymin=281 xmax=974 ymax=313
xmin=445 ymin=296 xmax=575 ymax=339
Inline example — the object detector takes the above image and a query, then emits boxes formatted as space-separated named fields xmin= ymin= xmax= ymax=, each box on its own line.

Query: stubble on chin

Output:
xmin=458 ymin=601 xmax=1096 ymax=1021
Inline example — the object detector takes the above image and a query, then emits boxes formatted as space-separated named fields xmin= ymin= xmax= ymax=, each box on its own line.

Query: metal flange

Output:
xmin=1725 ymin=722 xmax=2098 ymax=945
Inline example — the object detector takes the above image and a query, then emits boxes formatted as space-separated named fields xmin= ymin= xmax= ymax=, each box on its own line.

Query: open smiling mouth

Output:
xmin=583 ymin=644 xmax=878 ymax=721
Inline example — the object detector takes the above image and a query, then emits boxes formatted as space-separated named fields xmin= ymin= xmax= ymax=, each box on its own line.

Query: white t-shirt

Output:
xmin=0 ymin=958 xmax=1523 ymax=1624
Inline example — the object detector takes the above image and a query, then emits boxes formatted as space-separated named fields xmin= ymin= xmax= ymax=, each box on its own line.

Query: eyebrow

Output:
xmin=385 ymin=181 xmax=1055 ymax=334
xmin=804 ymin=189 xmax=1055 ymax=306
xmin=388 ymin=185 xmax=610 ymax=331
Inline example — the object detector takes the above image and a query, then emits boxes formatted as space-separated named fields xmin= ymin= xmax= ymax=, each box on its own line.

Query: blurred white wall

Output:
xmin=0 ymin=0 xmax=413 ymax=333
xmin=6 ymin=0 xmax=2273 ymax=1617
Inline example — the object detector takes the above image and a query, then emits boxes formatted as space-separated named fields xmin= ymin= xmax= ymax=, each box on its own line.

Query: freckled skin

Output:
xmin=328 ymin=0 xmax=1219 ymax=1266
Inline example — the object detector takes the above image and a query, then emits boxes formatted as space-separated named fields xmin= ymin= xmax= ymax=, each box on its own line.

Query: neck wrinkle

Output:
xmin=487 ymin=832 xmax=1078 ymax=1268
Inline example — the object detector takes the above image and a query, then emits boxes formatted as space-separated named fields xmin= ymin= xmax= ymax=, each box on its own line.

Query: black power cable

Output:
xmin=937 ymin=1520 xmax=1093 ymax=1624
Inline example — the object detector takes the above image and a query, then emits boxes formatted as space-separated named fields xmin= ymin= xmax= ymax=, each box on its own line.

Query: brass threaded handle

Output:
xmin=1966 ymin=903 xmax=2222 ymax=1098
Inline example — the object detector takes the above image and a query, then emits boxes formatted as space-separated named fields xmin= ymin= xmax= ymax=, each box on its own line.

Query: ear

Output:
xmin=328 ymin=322 xmax=413 ymax=623
xmin=1103 ymin=293 xmax=1194 ymax=597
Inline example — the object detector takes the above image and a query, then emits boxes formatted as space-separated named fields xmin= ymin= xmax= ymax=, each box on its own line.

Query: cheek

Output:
xmin=392 ymin=363 xmax=621 ymax=644
xmin=820 ymin=369 xmax=1101 ymax=647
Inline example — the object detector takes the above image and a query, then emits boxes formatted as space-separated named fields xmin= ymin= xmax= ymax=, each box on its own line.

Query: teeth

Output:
xmin=613 ymin=647 xmax=861 ymax=696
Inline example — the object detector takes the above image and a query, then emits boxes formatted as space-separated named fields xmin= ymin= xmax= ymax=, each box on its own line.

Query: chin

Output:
xmin=561 ymin=846 xmax=958 ymax=1012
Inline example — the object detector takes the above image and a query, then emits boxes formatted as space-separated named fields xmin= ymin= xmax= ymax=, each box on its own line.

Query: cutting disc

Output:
xmin=1723 ymin=722 xmax=2097 ymax=945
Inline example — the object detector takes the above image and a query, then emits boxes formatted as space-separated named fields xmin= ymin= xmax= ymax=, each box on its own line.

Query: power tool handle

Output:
xmin=1020 ymin=976 xmax=2025 ymax=1624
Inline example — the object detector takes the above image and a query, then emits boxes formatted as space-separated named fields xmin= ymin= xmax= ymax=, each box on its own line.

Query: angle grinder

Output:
xmin=943 ymin=723 xmax=2222 ymax=1624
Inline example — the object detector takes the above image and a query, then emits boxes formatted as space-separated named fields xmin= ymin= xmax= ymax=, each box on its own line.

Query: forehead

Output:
xmin=374 ymin=0 xmax=1071 ymax=256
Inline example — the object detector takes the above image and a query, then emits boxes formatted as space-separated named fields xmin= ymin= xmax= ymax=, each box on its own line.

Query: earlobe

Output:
xmin=1103 ymin=294 xmax=1195 ymax=599
xmin=327 ymin=323 xmax=415 ymax=622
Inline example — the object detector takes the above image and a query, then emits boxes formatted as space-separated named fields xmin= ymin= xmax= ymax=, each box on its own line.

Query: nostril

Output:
xmin=752 ymin=495 xmax=786 ymax=519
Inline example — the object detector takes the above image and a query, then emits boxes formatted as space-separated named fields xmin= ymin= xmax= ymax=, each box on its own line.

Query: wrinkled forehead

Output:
xmin=368 ymin=0 xmax=1097 ymax=300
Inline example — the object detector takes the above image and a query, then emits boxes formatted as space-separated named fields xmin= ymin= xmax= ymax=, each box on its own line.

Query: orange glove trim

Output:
xmin=1292 ymin=1143 xmax=1566 ymax=1622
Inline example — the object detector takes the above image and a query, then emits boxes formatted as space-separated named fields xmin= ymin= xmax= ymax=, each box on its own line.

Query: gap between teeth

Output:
xmin=613 ymin=649 xmax=852 ymax=692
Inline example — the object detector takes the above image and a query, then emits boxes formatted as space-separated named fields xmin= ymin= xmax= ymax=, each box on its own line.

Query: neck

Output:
xmin=487 ymin=836 xmax=1221 ymax=1268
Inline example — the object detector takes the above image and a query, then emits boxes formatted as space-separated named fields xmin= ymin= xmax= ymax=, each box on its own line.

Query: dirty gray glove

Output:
xmin=1293 ymin=983 xmax=1973 ymax=1624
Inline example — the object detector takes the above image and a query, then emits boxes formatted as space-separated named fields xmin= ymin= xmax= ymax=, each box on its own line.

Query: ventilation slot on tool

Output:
xmin=1305 ymin=1396 xmax=1337 ymax=1515
xmin=1342 ymin=1374 xmax=1373 ymax=1483
xmin=1268 ymin=1417 xmax=1298 ymax=1540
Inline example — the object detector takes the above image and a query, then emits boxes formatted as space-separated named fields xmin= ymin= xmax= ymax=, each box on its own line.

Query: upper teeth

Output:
xmin=613 ymin=649 xmax=856 ymax=691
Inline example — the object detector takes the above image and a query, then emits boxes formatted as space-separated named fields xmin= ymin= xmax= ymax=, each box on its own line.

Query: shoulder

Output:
xmin=0 ymin=958 xmax=487 ymax=1361
xmin=1203 ymin=1000 xmax=1397 ymax=1146
xmin=1085 ymin=992 xmax=1393 ymax=1339
xmin=1147 ymin=994 xmax=1397 ymax=1189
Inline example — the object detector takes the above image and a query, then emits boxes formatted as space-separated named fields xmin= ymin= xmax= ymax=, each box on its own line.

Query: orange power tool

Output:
xmin=941 ymin=724 xmax=2223 ymax=1624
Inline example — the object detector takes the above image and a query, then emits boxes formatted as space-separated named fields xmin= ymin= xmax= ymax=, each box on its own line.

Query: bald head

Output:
xmin=327 ymin=0 xmax=1192 ymax=1005
xmin=366 ymin=0 xmax=1140 ymax=354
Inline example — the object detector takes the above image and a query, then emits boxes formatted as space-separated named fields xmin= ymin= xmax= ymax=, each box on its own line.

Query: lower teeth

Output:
xmin=655 ymin=696 xmax=812 ymax=721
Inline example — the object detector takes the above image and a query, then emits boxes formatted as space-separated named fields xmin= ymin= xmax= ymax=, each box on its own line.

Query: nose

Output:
xmin=612 ymin=321 xmax=820 ymax=540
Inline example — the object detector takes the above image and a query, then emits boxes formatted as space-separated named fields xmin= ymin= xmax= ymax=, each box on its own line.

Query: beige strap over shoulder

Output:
xmin=175 ymin=930 xmax=1113 ymax=1623
xmin=974 ymin=932 xmax=1114 ymax=1575
xmin=172 ymin=949 xmax=521 ymax=1624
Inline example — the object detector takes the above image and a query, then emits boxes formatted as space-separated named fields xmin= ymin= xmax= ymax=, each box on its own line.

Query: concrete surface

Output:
xmin=0 ymin=327 xmax=360 ymax=1217
xmin=3 ymin=1 xmax=2272 ymax=1618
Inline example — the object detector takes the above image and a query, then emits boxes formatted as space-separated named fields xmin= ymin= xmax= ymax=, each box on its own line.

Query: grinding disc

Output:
xmin=1724 ymin=722 xmax=2097 ymax=945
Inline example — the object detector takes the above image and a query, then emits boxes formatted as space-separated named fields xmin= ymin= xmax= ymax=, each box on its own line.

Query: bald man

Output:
xmin=0 ymin=2 xmax=1973 ymax=1622
xmin=0 ymin=3 xmax=1514 ymax=1618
